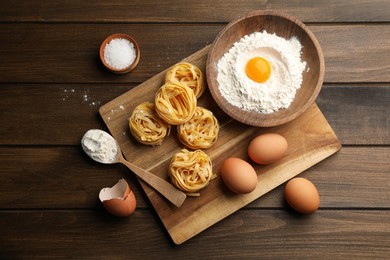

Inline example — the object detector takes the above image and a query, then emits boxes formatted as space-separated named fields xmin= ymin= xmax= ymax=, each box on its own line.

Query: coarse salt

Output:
xmin=104 ymin=38 xmax=136 ymax=70
xmin=81 ymin=129 xmax=118 ymax=164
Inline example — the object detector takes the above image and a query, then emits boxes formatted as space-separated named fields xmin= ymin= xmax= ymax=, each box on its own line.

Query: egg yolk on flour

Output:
xmin=245 ymin=57 xmax=271 ymax=83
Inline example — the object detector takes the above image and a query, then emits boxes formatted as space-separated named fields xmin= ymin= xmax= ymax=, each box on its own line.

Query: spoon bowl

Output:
xmin=82 ymin=129 xmax=186 ymax=207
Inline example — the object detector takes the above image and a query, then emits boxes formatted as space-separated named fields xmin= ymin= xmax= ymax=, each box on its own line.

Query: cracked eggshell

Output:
xmin=99 ymin=179 xmax=136 ymax=217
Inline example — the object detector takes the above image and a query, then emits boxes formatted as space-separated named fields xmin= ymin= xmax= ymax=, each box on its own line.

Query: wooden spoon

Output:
xmin=82 ymin=129 xmax=186 ymax=207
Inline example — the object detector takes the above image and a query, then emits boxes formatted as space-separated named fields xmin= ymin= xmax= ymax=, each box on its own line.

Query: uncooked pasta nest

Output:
xmin=155 ymin=81 xmax=197 ymax=125
xmin=165 ymin=62 xmax=205 ymax=98
xmin=177 ymin=107 xmax=219 ymax=149
xmin=169 ymin=149 xmax=215 ymax=196
xmin=129 ymin=102 xmax=171 ymax=146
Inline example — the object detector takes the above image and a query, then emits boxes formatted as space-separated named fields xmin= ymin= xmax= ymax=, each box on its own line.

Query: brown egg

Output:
xmin=221 ymin=157 xmax=257 ymax=194
xmin=248 ymin=133 xmax=288 ymax=164
xmin=284 ymin=177 xmax=320 ymax=214
xmin=99 ymin=179 xmax=136 ymax=217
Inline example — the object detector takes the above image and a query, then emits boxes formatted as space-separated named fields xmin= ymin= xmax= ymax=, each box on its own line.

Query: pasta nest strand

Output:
xmin=165 ymin=62 xmax=205 ymax=98
xmin=169 ymin=149 xmax=213 ymax=194
xmin=178 ymin=107 xmax=219 ymax=149
xmin=155 ymin=82 xmax=197 ymax=125
xmin=129 ymin=102 xmax=171 ymax=146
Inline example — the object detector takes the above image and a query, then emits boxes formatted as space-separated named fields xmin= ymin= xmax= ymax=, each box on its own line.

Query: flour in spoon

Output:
xmin=81 ymin=129 xmax=118 ymax=163
xmin=217 ymin=30 xmax=306 ymax=114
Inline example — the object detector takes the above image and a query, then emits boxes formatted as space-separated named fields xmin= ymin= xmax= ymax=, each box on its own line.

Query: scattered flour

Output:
xmin=217 ymin=30 xmax=307 ymax=114
xmin=61 ymin=88 xmax=101 ymax=107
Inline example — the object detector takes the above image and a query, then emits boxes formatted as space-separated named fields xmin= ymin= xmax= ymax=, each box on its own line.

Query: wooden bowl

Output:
xmin=100 ymin=33 xmax=140 ymax=74
xmin=206 ymin=11 xmax=324 ymax=127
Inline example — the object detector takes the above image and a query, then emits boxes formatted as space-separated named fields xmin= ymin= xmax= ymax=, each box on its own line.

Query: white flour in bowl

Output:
xmin=217 ymin=30 xmax=306 ymax=114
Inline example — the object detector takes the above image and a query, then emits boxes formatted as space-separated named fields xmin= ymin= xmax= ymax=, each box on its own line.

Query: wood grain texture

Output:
xmin=0 ymin=0 xmax=388 ymax=257
xmin=0 ymin=146 xmax=138 ymax=209
xmin=0 ymin=84 xmax=125 ymax=145
xmin=0 ymin=24 xmax=218 ymax=83
xmin=0 ymin=0 xmax=389 ymax=22
xmin=0 ymin=147 xmax=388 ymax=209
xmin=317 ymin=85 xmax=390 ymax=145
xmin=0 ymin=210 xmax=389 ymax=258
xmin=99 ymin=46 xmax=340 ymax=244
xmin=311 ymin=25 xmax=390 ymax=83
xmin=117 ymin=154 xmax=187 ymax=208
xmin=0 ymin=24 xmax=389 ymax=83
xmin=0 ymin=84 xmax=388 ymax=145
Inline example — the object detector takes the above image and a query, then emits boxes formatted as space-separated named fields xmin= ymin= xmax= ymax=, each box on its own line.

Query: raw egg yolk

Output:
xmin=245 ymin=57 xmax=271 ymax=83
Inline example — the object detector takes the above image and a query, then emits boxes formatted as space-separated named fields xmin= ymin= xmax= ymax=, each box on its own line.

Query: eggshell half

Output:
xmin=99 ymin=179 xmax=136 ymax=217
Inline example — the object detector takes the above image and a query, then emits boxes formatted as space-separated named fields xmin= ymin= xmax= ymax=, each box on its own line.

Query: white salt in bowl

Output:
xmin=100 ymin=33 xmax=140 ymax=74
xmin=206 ymin=11 xmax=324 ymax=127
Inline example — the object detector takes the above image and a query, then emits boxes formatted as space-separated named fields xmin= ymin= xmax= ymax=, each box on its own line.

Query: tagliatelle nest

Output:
xmin=129 ymin=102 xmax=171 ymax=146
xmin=177 ymin=107 xmax=219 ymax=149
xmin=165 ymin=62 xmax=205 ymax=98
xmin=155 ymin=82 xmax=197 ymax=125
xmin=169 ymin=149 xmax=215 ymax=196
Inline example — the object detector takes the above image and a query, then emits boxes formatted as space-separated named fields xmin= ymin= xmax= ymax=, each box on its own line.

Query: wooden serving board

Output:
xmin=99 ymin=46 xmax=341 ymax=245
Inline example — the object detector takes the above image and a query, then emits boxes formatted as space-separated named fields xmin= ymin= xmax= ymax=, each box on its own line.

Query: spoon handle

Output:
xmin=119 ymin=158 xmax=187 ymax=207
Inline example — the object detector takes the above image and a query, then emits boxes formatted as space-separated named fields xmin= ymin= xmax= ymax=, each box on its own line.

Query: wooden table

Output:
xmin=0 ymin=1 xmax=389 ymax=258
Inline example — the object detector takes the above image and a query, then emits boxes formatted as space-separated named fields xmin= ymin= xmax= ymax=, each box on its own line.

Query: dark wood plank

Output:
xmin=0 ymin=1 xmax=387 ymax=259
xmin=0 ymin=146 xmax=145 ymax=209
xmin=0 ymin=0 xmax=389 ymax=23
xmin=0 ymin=24 xmax=389 ymax=83
xmin=0 ymin=84 xmax=388 ymax=145
xmin=0 ymin=24 xmax=219 ymax=84
xmin=0 ymin=84 xmax=126 ymax=145
xmin=0 ymin=147 xmax=388 ymax=209
xmin=317 ymin=85 xmax=390 ymax=145
xmin=311 ymin=25 xmax=390 ymax=83
xmin=0 ymin=210 xmax=389 ymax=258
